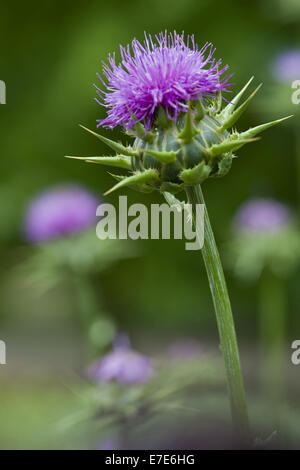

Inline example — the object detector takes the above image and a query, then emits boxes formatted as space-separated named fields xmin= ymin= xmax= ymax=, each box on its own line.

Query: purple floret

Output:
xmin=234 ymin=198 xmax=292 ymax=233
xmin=87 ymin=345 xmax=154 ymax=385
xmin=24 ymin=184 xmax=100 ymax=243
xmin=95 ymin=31 xmax=232 ymax=130
xmin=272 ymin=49 xmax=300 ymax=82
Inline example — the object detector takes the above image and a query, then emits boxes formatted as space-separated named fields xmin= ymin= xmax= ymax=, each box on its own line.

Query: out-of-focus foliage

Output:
xmin=20 ymin=231 xmax=137 ymax=291
xmin=65 ymin=353 xmax=224 ymax=431
xmin=226 ymin=226 xmax=300 ymax=282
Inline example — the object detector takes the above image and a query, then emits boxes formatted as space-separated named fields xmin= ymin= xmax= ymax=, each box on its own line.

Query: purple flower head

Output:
xmin=87 ymin=337 xmax=154 ymax=385
xmin=234 ymin=198 xmax=292 ymax=233
xmin=95 ymin=31 xmax=232 ymax=130
xmin=24 ymin=184 xmax=100 ymax=243
xmin=272 ymin=49 xmax=300 ymax=82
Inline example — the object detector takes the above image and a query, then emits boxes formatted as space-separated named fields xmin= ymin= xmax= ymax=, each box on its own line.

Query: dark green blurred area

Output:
xmin=0 ymin=0 xmax=300 ymax=449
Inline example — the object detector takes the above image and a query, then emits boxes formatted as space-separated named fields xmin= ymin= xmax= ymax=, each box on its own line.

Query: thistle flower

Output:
xmin=272 ymin=49 xmax=300 ymax=82
xmin=96 ymin=31 xmax=232 ymax=130
xmin=24 ymin=184 xmax=99 ymax=243
xmin=68 ymin=31 xmax=290 ymax=196
xmin=87 ymin=337 xmax=154 ymax=385
xmin=234 ymin=198 xmax=292 ymax=233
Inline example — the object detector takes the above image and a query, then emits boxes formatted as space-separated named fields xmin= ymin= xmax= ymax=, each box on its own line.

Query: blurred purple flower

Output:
xmin=272 ymin=49 xmax=300 ymax=82
xmin=97 ymin=438 xmax=119 ymax=450
xmin=24 ymin=184 xmax=99 ymax=243
xmin=96 ymin=31 xmax=232 ymax=130
xmin=234 ymin=198 xmax=292 ymax=233
xmin=87 ymin=343 xmax=154 ymax=385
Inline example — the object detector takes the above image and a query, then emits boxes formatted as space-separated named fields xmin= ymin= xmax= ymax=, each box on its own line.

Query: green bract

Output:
xmin=67 ymin=77 xmax=291 ymax=195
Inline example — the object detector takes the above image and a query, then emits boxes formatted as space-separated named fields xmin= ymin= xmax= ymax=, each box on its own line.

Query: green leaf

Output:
xmin=216 ymin=153 xmax=233 ymax=177
xmin=219 ymin=84 xmax=262 ymax=131
xmin=79 ymin=125 xmax=137 ymax=157
xmin=65 ymin=155 xmax=132 ymax=169
xmin=177 ymin=104 xmax=199 ymax=143
xmin=155 ymin=106 xmax=172 ymax=129
xmin=125 ymin=107 xmax=155 ymax=143
xmin=142 ymin=148 xmax=178 ymax=164
xmin=208 ymin=137 xmax=259 ymax=157
xmin=194 ymin=100 xmax=206 ymax=123
xmin=180 ymin=161 xmax=211 ymax=185
xmin=239 ymin=116 xmax=293 ymax=140
xmin=160 ymin=182 xmax=184 ymax=194
xmin=218 ymin=76 xmax=254 ymax=122
xmin=104 ymin=169 xmax=160 ymax=195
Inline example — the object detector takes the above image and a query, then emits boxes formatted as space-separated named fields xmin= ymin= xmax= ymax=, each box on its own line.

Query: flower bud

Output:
xmin=67 ymin=32 xmax=291 ymax=195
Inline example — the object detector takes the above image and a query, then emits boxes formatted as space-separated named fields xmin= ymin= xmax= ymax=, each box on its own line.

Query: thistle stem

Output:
xmin=184 ymin=184 xmax=250 ymax=440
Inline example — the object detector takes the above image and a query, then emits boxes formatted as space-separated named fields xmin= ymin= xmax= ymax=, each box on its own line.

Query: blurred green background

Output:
xmin=1 ymin=0 xmax=300 ymax=449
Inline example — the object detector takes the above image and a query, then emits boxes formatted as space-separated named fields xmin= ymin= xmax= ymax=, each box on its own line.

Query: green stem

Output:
xmin=184 ymin=184 xmax=250 ymax=440
xmin=258 ymin=270 xmax=286 ymax=420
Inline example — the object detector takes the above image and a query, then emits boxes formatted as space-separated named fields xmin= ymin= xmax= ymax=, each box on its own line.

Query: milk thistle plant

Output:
xmin=67 ymin=31 xmax=291 ymax=440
